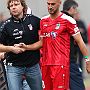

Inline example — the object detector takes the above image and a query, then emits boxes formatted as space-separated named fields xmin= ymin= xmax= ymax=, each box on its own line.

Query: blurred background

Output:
xmin=0 ymin=0 xmax=90 ymax=25
xmin=0 ymin=0 xmax=90 ymax=90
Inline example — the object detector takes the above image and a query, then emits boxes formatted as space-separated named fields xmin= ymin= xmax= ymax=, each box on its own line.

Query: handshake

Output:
xmin=0 ymin=43 xmax=27 ymax=60
xmin=13 ymin=43 xmax=28 ymax=54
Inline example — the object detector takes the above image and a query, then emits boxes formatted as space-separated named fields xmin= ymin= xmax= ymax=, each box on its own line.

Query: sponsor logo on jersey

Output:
xmin=13 ymin=29 xmax=23 ymax=40
xmin=41 ymin=31 xmax=57 ymax=39
xmin=51 ymin=31 xmax=57 ymax=39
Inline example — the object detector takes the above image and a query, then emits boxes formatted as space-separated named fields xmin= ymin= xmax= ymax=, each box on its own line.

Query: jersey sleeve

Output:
xmin=40 ymin=15 xmax=50 ymax=38
xmin=39 ymin=20 xmax=44 ymax=38
xmin=67 ymin=17 xmax=80 ymax=36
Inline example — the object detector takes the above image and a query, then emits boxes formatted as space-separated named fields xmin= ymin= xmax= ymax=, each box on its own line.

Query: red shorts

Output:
xmin=41 ymin=65 xmax=69 ymax=90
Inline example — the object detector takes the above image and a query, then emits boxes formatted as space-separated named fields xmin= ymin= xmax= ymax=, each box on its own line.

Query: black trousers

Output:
xmin=70 ymin=62 xmax=85 ymax=90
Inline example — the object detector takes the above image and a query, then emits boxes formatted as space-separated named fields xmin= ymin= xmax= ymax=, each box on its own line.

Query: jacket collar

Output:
xmin=61 ymin=11 xmax=73 ymax=18
xmin=12 ymin=14 xmax=27 ymax=23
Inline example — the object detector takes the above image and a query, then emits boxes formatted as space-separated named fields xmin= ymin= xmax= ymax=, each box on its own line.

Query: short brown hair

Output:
xmin=63 ymin=0 xmax=78 ymax=11
xmin=7 ymin=0 xmax=27 ymax=14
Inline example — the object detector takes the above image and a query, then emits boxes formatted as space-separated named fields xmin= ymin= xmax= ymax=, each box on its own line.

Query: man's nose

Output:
xmin=12 ymin=5 xmax=16 ymax=9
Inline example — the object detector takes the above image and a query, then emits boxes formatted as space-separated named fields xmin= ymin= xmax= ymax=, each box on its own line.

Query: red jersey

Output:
xmin=88 ymin=24 xmax=90 ymax=45
xmin=40 ymin=13 xmax=80 ymax=66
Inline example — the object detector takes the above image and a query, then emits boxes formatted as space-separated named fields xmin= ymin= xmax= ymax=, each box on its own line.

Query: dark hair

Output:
xmin=7 ymin=0 xmax=27 ymax=14
xmin=63 ymin=0 xmax=78 ymax=11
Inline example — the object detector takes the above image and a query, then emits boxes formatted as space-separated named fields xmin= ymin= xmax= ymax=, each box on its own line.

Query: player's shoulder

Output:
xmin=61 ymin=13 xmax=76 ymax=24
xmin=41 ymin=15 xmax=50 ymax=20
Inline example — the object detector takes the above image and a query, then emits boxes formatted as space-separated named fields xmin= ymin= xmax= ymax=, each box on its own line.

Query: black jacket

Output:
xmin=0 ymin=14 xmax=40 ymax=67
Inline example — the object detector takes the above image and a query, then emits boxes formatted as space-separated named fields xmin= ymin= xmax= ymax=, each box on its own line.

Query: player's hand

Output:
xmin=86 ymin=60 xmax=90 ymax=73
xmin=14 ymin=43 xmax=27 ymax=52
xmin=19 ymin=43 xmax=27 ymax=48
xmin=14 ymin=43 xmax=27 ymax=49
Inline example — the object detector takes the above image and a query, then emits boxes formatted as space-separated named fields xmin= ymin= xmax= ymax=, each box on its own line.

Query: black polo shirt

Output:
xmin=0 ymin=14 xmax=40 ymax=67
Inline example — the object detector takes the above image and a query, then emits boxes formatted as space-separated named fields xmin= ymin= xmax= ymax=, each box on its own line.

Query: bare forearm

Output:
xmin=25 ymin=40 xmax=42 ymax=50
xmin=73 ymin=33 xmax=89 ymax=56
xmin=0 ymin=44 xmax=13 ymax=52
xmin=77 ymin=41 xmax=88 ymax=56
xmin=0 ymin=44 xmax=24 ymax=54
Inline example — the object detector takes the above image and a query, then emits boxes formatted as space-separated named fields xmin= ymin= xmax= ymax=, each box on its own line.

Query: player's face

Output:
xmin=47 ymin=0 xmax=61 ymax=15
xmin=9 ymin=0 xmax=23 ymax=18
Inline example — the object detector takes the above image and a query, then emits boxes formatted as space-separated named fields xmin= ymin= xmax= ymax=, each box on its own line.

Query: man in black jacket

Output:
xmin=0 ymin=0 xmax=42 ymax=90
xmin=62 ymin=0 xmax=85 ymax=90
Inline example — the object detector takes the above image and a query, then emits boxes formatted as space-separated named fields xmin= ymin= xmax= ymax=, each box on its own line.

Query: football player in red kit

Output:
xmin=15 ymin=0 xmax=90 ymax=90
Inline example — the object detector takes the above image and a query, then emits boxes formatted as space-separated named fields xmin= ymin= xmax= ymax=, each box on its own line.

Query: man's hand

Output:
xmin=0 ymin=52 xmax=5 ymax=60
xmin=10 ymin=46 xmax=25 ymax=54
xmin=86 ymin=61 xmax=90 ymax=73
xmin=14 ymin=43 xmax=27 ymax=49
